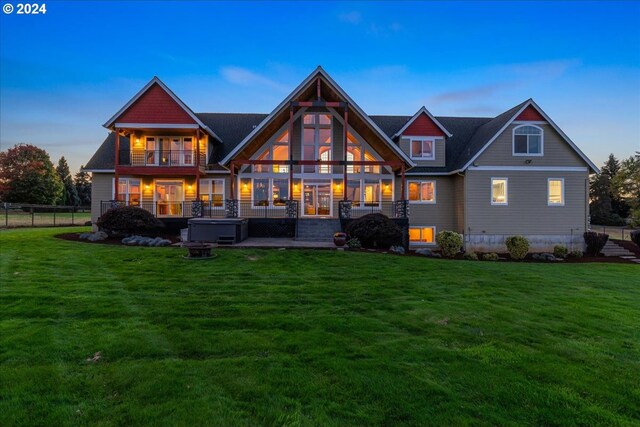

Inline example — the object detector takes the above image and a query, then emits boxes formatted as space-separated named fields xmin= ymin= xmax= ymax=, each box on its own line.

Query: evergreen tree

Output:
xmin=56 ymin=156 xmax=80 ymax=206
xmin=74 ymin=166 xmax=92 ymax=206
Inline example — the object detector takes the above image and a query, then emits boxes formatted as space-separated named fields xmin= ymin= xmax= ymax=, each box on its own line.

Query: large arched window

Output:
xmin=513 ymin=125 xmax=543 ymax=155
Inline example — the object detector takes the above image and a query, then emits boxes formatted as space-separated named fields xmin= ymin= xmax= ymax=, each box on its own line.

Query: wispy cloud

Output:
xmin=219 ymin=66 xmax=287 ymax=91
xmin=339 ymin=11 xmax=362 ymax=25
xmin=429 ymin=82 xmax=517 ymax=105
xmin=494 ymin=59 xmax=581 ymax=80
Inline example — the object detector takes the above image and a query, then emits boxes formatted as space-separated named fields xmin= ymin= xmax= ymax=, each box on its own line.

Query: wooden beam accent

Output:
xmin=291 ymin=101 xmax=347 ymax=108
xmin=400 ymin=164 xmax=406 ymax=201
xmin=195 ymin=129 xmax=201 ymax=198
xmin=316 ymin=77 xmax=321 ymax=100
xmin=230 ymin=161 xmax=236 ymax=199
xmin=235 ymin=159 xmax=403 ymax=167
xmin=343 ymin=106 xmax=348 ymax=200
xmin=288 ymin=107 xmax=294 ymax=200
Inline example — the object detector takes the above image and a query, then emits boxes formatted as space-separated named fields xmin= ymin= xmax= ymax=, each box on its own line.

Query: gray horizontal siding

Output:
xmin=399 ymin=137 xmax=446 ymax=167
xmin=465 ymin=170 xmax=588 ymax=235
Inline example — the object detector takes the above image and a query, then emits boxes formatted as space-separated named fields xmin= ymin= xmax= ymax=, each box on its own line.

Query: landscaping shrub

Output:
xmin=345 ymin=214 xmax=402 ymax=249
xmin=482 ymin=252 xmax=499 ymax=261
xmin=463 ymin=251 xmax=478 ymax=261
xmin=553 ymin=245 xmax=569 ymax=259
xmin=569 ymin=250 xmax=583 ymax=259
xmin=583 ymin=231 xmax=609 ymax=256
xmin=505 ymin=235 xmax=529 ymax=260
xmin=631 ymin=230 xmax=640 ymax=247
xmin=97 ymin=206 xmax=164 ymax=236
xmin=435 ymin=230 xmax=463 ymax=258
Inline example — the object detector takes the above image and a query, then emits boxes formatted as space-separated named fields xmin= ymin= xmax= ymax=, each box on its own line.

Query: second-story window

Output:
xmin=410 ymin=137 xmax=435 ymax=160
xmin=303 ymin=113 xmax=332 ymax=173
xmin=513 ymin=125 xmax=543 ymax=155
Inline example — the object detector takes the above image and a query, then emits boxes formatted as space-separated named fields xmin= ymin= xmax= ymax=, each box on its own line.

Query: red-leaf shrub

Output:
xmin=583 ymin=231 xmax=609 ymax=256
xmin=97 ymin=206 xmax=164 ymax=236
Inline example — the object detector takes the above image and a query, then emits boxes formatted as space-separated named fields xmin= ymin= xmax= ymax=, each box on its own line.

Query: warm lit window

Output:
xmin=407 ymin=181 xmax=435 ymax=203
xmin=253 ymin=178 xmax=269 ymax=206
xmin=409 ymin=226 xmax=435 ymax=244
xmin=548 ymin=178 xmax=564 ymax=206
xmin=364 ymin=180 xmax=380 ymax=206
xmin=513 ymin=125 xmax=543 ymax=155
xmin=199 ymin=179 xmax=225 ymax=207
xmin=410 ymin=138 xmax=435 ymax=160
xmin=116 ymin=178 xmax=141 ymax=204
xmin=272 ymin=179 xmax=289 ymax=205
xmin=253 ymin=178 xmax=289 ymax=206
xmin=347 ymin=180 xmax=361 ymax=206
xmin=303 ymin=113 xmax=332 ymax=173
xmin=254 ymin=131 xmax=289 ymax=173
xmin=491 ymin=178 xmax=508 ymax=205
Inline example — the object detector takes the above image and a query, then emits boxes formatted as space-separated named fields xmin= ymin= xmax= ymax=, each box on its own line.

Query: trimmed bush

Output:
xmin=505 ymin=235 xmax=529 ymax=260
xmin=482 ymin=252 xmax=499 ymax=261
xmin=463 ymin=251 xmax=478 ymax=261
xmin=345 ymin=214 xmax=402 ymax=249
xmin=569 ymin=250 xmax=583 ymax=259
xmin=435 ymin=230 xmax=463 ymax=258
xmin=97 ymin=206 xmax=164 ymax=236
xmin=631 ymin=230 xmax=640 ymax=247
xmin=583 ymin=231 xmax=609 ymax=256
xmin=553 ymin=245 xmax=569 ymax=259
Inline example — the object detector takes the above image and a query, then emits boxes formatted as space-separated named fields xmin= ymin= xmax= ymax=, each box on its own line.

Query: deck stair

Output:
xmin=296 ymin=218 xmax=342 ymax=242
xmin=217 ymin=235 xmax=235 ymax=245
xmin=601 ymin=241 xmax=634 ymax=257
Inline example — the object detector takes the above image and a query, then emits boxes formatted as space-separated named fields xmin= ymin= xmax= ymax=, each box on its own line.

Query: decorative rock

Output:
xmin=120 ymin=235 xmax=172 ymax=247
xmin=79 ymin=232 xmax=92 ymax=240
xmin=390 ymin=246 xmax=405 ymax=255
xmin=85 ymin=231 xmax=108 ymax=242
xmin=415 ymin=248 xmax=433 ymax=257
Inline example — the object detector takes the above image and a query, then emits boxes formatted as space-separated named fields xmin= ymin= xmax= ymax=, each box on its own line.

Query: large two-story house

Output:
xmin=84 ymin=66 xmax=598 ymax=250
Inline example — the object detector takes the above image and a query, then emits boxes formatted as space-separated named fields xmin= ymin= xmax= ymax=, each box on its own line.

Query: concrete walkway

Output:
xmin=232 ymin=238 xmax=335 ymax=248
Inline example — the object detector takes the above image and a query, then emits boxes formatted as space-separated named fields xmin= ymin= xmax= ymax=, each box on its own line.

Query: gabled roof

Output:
xmin=456 ymin=99 xmax=599 ymax=173
xmin=219 ymin=66 xmax=415 ymax=166
xmin=103 ymin=76 xmax=223 ymax=143
xmin=84 ymin=132 xmax=123 ymax=171
xmin=391 ymin=106 xmax=453 ymax=138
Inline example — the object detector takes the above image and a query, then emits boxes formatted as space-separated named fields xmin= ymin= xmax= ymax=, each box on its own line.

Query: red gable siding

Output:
xmin=402 ymin=113 xmax=445 ymax=137
xmin=515 ymin=105 xmax=546 ymax=122
xmin=117 ymin=83 xmax=196 ymax=124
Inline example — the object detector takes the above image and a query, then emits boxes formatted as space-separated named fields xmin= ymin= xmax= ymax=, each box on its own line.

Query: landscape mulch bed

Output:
xmin=55 ymin=232 xmax=181 ymax=246
xmin=55 ymin=233 xmax=637 ymax=263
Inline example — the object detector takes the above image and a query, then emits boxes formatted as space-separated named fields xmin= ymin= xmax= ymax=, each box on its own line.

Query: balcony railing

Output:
xmin=338 ymin=200 xmax=409 ymax=219
xmin=101 ymin=200 xmax=299 ymax=219
xmin=118 ymin=150 xmax=206 ymax=167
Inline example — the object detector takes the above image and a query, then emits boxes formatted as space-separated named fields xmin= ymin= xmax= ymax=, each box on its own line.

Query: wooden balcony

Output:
xmin=116 ymin=150 xmax=206 ymax=175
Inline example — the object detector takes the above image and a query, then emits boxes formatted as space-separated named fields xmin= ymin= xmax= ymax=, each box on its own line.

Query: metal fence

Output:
xmin=590 ymin=225 xmax=638 ymax=241
xmin=1 ymin=203 xmax=91 ymax=228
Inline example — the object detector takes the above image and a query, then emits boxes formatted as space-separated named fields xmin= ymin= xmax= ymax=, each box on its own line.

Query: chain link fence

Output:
xmin=590 ymin=225 xmax=638 ymax=241
xmin=1 ymin=203 xmax=91 ymax=228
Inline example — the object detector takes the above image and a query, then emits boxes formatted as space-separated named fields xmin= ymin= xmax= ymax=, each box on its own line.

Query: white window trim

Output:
xmin=491 ymin=177 xmax=508 ymax=206
xmin=406 ymin=180 xmax=436 ymax=204
xmin=409 ymin=226 xmax=437 ymax=246
xmin=409 ymin=136 xmax=436 ymax=160
xmin=143 ymin=135 xmax=197 ymax=166
xmin=113 ymin=177 xmax=142 ymax=203
xmin=512 ymin=124 xmax=544 ymax=157
xmin=199 ymin=178 xmax=225 ymax=208
xmin=547 ymin=178 xmax=565 ymax=207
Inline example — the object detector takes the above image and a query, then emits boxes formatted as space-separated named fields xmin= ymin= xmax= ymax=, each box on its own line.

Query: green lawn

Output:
xmin=1 ymin=228 xmax=639 ymax=426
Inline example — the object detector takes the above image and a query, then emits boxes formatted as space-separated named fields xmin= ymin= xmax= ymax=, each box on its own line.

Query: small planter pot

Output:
xmin=333 ymin=232 xmax=347 ymax=247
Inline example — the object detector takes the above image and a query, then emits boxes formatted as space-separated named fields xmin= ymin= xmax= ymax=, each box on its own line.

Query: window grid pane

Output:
xmin=492 ymin=179 xmax=507 ymax=204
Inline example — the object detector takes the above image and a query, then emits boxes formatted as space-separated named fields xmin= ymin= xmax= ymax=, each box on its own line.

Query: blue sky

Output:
xmin=1 ymin=0 xmax=639 ymax=173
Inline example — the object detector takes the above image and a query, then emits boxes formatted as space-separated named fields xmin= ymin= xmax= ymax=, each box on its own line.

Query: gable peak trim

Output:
xmin=392 ymin=106 xmax=453 ymax=139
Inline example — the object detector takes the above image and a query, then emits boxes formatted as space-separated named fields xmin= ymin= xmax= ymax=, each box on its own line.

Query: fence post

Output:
xmin=72 ymin=206 xmax=75 ymax=225
xmin=31 ymin=207 xmax=34 ymax=226
xmin=53 ymin=206 xmax=56 ymax=226
xmin=4 ymin=203 xmax=7 ymax=227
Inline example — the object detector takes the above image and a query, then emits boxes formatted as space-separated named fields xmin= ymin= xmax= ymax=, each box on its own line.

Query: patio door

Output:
xmin=155 ymin=181 xmax=183 ymax=216
xmin=303 ymin=180 xmax=331 ymax=216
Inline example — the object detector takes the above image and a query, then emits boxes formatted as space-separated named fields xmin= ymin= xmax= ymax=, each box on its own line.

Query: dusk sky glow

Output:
xmin=1 ymin=1 xmax=639 ymax=173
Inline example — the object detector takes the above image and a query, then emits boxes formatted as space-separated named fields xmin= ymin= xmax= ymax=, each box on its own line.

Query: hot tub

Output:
xmin=187 ymin=217 xmax=248 ymax=244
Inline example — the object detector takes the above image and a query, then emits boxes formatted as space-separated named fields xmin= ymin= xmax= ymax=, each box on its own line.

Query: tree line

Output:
xmin=0 ymin=144 xmax=91 ymax=206
xmin=590 ymin=152 xmax=640 ymax=226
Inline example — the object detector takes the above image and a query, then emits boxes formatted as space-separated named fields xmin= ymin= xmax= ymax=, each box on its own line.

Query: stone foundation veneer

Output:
xmin=465 ymin=234 xmax=585 ymax=253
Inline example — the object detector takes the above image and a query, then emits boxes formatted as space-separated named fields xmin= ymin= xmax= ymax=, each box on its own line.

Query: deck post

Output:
xmin=343 ymin=106 xmax=348 ymax=200
xmin=230 ymin=161 xmax=236 ymax=200
xmin=114 ymin=128 xmax=120 ymax=201
xmin=400 ymin=164 xmax=406 ymax=202
xmin=195 ymin=128 xmax=201 ymax=200
xmin=288 ymin=106 xmax=294 ymax=201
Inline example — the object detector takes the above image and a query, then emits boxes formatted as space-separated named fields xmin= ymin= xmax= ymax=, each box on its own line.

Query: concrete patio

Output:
xmin=232 ymin=238 xmax=335 ymax=248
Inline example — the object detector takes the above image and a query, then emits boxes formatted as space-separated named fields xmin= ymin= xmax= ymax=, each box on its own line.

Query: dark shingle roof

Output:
xmin=85 ymin=103 xmax=528 ymax=173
